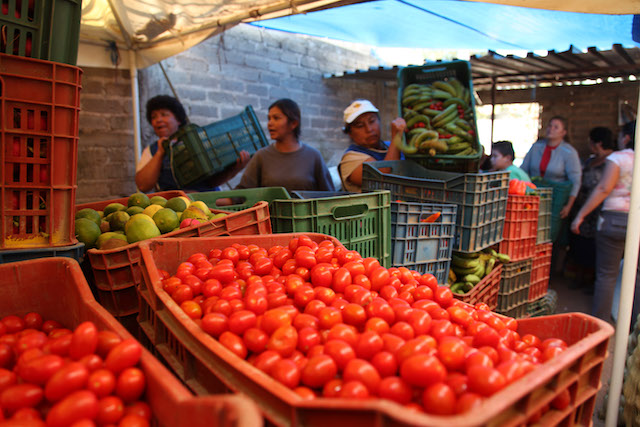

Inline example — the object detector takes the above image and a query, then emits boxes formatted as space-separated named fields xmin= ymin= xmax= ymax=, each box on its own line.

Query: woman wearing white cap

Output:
xmin=339 ymin=99 xmax=405 ymax=192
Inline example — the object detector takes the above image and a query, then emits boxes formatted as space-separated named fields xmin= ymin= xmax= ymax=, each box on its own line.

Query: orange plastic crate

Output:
xmin=0 ymin=258 xmax=262 ymax=427
xmin=498 ymin=194 xmax=539 ymax=262
xmin=0 ymin=53 xmax=81 ymax=249
xmin=530 ymin=242 xmax=553 ymax=301
xmin=76 ymin=194 xmax=271 ymax=318
xmin=452 ymin=263 xmax=502 ymax=310
xmin=137 ymin=235 xmax=613 ymax=426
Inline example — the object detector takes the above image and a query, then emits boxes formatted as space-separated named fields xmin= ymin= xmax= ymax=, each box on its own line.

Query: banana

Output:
xmin=443 ymin=97 xmax=467 ymax=109
xmin=462 ymin=88 xmax=471 ymax=104
xmin=454 ymin=118 xmax=472 ymax=131
xmin=449 ymin=268 xmax=457 ymax=284
xmin=462 ymin=274 xmax=481 ymax=285
xmin=433 ymin=81 xmax=457 ymax=98
xmin=449 ymin=78 xmax=465 ymax=98
xmin=402 ymin=95 xmax=421 ymax=107
xmin=484 ymin=248 xmax=498 ymax=257
xmin=452 ymin=255 xmax=480 ymax=269
xmin=496 ymin=253 xmax=511 ymax=263
xmin=431 ymin=89 xmax=453 ymax=100
xmin=452 ymin=266 xmax=477 ymax=277
xmin=406 ymin=115 xmax=431 ymax=129
xmin=458 ymin=147 xmax=474 ymax=156
xmin=485 ymin=257 xmax=496 ymax=273
xmin=412 ymin=130 xmax=439 ymax=147
xmin=473 ymin=259 xmax=486 ymax=278
xmin=451 ymin=283 xmax=465 ymax=294
xmin=421 ymin=108 xmax=442 ymax=117
xmin=432 ymin=111 xmax=459 ymax=129
xmin=446 ymin=143 xmax=472 ymax=154
xmin=408 ymin=128 xmax=429 ymax=139
xmin=419 ymin=138 xmax=448 ymax=153
xmin=454 ymin=251 xmax=480 ymax=259
xmin=403 ymin=84 xmax=422 ymax=95
xmin=431 ymin=104 xmax=457 ymax=125
xmin=411 ymin=101 xmax=433 ymax=112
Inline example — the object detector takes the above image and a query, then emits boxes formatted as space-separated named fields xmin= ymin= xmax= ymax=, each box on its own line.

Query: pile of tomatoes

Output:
xmin=159 ymin=235 xmax=571 ymax=417
xmin=0 ymin=315 xmax=152 ymax=426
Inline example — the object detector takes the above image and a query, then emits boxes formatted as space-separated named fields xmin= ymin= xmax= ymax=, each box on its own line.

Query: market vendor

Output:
xmin=490 ymin=140 xmax=531 ymax=181
xmin=338 ymin=100 xmax=405 ymax=192
xmin=135 ymin=95 xmax=250 ymax=192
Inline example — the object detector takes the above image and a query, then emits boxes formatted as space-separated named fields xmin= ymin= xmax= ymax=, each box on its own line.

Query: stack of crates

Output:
xmin=527 ymin=187 xmax=554 ymax=315
xmin=0 ymin=0 xmax=83 ymax=263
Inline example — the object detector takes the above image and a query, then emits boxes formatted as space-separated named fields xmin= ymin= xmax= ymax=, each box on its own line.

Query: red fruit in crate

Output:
xmin=2 ymin=4 xmax=8 ymax=15
xmin=180 ymin=218 xmax=200 ymax=229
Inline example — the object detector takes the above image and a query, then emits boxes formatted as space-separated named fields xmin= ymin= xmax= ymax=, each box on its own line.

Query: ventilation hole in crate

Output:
xmin=26 ymin=216 xmax=33 ymax=234
xmin=12 ymin=108 xmax=20 ymax=128
xmin=26 ymin=138 xmax=34 ymax=157
xmin=25 ymin=163 xmax=33 ymax=183
xmin=25 ymin=192 xmax=33 ymax=210
xmin=38 ymin=216 xmax=46 ymax=233
xmin=39 ymin=111 xmax=48 ymax=131
xmin=39 ymin=139 xmax=47 ymax=158
xmin=11 ymin=216 xmax=19 ymax=234
xmin=39 ymin=194 xmax=47 ymax=210
xmin=12 ymin=164 xmax=19 ymax=183
xmin=11 ymin=30 xmax=19 ymax=55
xmin=26 ymin=109 xmax=34 ymax=129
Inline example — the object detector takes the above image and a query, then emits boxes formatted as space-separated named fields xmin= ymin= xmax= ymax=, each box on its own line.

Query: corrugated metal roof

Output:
xmin=324 ymin=44 xmax=640 ymax=91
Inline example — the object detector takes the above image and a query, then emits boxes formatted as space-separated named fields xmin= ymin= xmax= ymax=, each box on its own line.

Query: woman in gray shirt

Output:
xmin=521 ymin=116 xmax=582 ymax=219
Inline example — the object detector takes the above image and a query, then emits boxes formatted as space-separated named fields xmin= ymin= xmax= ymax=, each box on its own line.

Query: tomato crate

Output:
xmin=189 ymin=186 xmax=291 ymax=212
xmin=168 ymin=106 xmax=269 ymax=188
xmin=497 ymin=258 xmax=533 ymax=319
xmin=136 ymin=235 xmax=613 ymax=427
xmin=537 ymin=187 xmax=553 ymax=244
xmin=390 ymin=200 xmax=456 ymax=284
xmin=0 ymin=53 xmax=81 ymax=249
xmin=0 ymin=258 xmax=262 ymax=427
xmin=270 ymin=190 xmax=391 ymax=267
xmin=362 ymin=160 xmax=508 ymax=253
xmin=0 ymin=0 xmax=82 ymax=64
xmin=451 ymin=263 xmax=502 ymax=310
xmin=530 ymin=242 xmax=553 ymax=301
xmin=76 ymin=193 xmax=271 ymax=319
xmin=397 ymin=61 xmax=481 ymax=173
xmin=498 ymin=194 xmax=540 ymax=262
xmin=0 ymin=241 xmax=83 ymax=263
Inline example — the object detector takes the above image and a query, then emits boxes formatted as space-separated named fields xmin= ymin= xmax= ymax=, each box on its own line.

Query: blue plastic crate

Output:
xmin=390 ymin=201 xmax=456 ymax=284
xmin=0 ymin=242 xmax=84 ymax=264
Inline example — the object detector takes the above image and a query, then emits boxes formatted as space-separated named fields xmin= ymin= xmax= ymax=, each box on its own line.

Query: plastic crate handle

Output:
xmin=331 ymin=204 xmax=368 ymax=220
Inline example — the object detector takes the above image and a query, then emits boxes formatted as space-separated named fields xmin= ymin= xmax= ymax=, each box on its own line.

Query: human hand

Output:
xmin=570 ymin=216 xmax=582 ymax=235
xmin=157 ymin=137 xmax=169 ymax=156
xmin=559 ymin=204 xmax=571 ymax=219
xmin=391 ymin=117 xmax=407 ymax=135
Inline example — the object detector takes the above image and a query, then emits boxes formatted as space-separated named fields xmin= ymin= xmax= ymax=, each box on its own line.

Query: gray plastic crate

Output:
xmin=496 ymin=258 xmax=532 ymax=319
xmin=362 ymin=160 xmax=508 ymax=253
xmin=390 ymin=201 xmax=456 ymax=284
xmin=536 ymin=187 xmax=553 ymax=244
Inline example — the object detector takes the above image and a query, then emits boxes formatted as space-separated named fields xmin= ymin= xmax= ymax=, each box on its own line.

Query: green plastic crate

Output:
xmin=271 ymin=191 xmax=391 ymax=267
xmin=397 ymin=60 xmax=481 ymax=173
xmin=496 ymin=258 xmax=532 ymax=319
xmin=390 ymin=201 xmax=457 ymax=284
xmin=527 ymin=289 xmax=558 ymax=318
xmin=167 ymin=106 xmax=268 ymax=188
xmin=0 ymin=0 xmax=82 ymax=65
xmin=536 ymin=187 xmax=553 ymax=244
xmin=189 ymin=187 xmax=291 ymax=212
xmin=362 ymin=160 xmax=508 ymax=253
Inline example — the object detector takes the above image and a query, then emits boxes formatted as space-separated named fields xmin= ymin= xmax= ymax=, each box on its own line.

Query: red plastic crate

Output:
xmin=497 ymin=258 xmax=533 ymax=319
xmin=76 ymin=194 xmax=271 ymax=318
xmin=530 ymin=242 xmax=553 ymax=301
xmin=498 ymin=194 xmax=539 ymax=262
xmin=0 ymin=53 xmax=81 ymax=249
xmin=0 ymin=258 xmax=262 ymax=427
xmin=137 ymin=236 xmax=613 ymax=426
xmin=452 ymin=263 xmax=502 ymax=310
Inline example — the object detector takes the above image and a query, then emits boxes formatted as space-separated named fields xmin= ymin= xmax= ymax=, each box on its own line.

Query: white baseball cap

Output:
xmin=343 ymin=100 xmax=379 ymax=124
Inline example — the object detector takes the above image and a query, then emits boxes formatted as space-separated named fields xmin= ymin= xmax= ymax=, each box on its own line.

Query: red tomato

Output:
xmin=2 ymin=315 xmax=26 ymax=333
xmin=22 ymin=313 xmax=43 ymax=331
xmin=377 ymin=376 xmax=412 ymax=404
xmin=243 ymin=328 xmax=268 ymax=353
xmin=95 ymin=331 xmax=122 ymax=359
xmin=339 ymin=380 xmax=369 ymax=399
xmin=296 ymin=327 xmax=321 ymax=354
xmin=294 ymin=386 xmax=316 ymax=400
xmin=355 ymin=331 xmax=384 ymax=360
xmin=322 ymin=378 xmax=343 ymax=397
xmin=438 ymin=336 xmax=467 ymax=371
xmin=293 ymin=285 xmax=315 ymax=309
xmin=207 ymin=263 xmax=235 ymax=284
xmin=295 ymin=250 xmax=317 ymax=270
xmin=270 ymin=359 xmax=302 ymax=389
xmin=368 ymin=267 xmax=390 ymax=292
xmin=310 ymin=264 xmax=333 ymax=288
xmin=303 ymin=300 xmax=327 ymax=317
xmin=44 ymin=362 xmax=89 ymax=402
xmin=301 ymin=354 xmax=337 ymax=388
xmin=370 ymin=351 xmax=397 ymax=378
xmin=314 ymin=287 xmax=336 ymax=306
xmin=332 ymin=268 xmax=352 ymax=293
xmin=318 ymin=307 xmax=342 ymax=330
xmin=46 ymin=390 xmax=99 ymax=427
xmin=116 ymin=367 xmax=145 ymax=402
xmin=343 ymin=359 xmax=380 ymax=394
xmin=0 ymin=342 xmax=13 ymax=368
xmin=18 ymin=353 xmax=64 ymax=384
xmin=104 ymin=340 xmax=142 ymax=374
xmin=0 ymin=368 xmax=17 ymax=394
xmin=407 ymin=309 xmax=432 ymax=336
xmin=325 ymin=324 xmax=358 ymax=347
xmin=228 ymin=310 xmax=257 ymax=336
xmin=252 ymin=350 xmax=282 ymax=374
xmin=261 ymin=309 xmax=293 ymax=335
xmin=341 ymin=304 xmax=366 ymax=328
xmin=171 ymin=285 xmax=193 ymax=305
xmin=323 ymin=339 xmax=356 ymax=371
xmin=87 ymin=369 xmax=116 ymax=398
xmin=389 ymin=321 xmax=415 ymax=341
xmin=365 ymin=298 xmax=395 ymax=325
xmin=201 ymin=313 xmax=228 ymax=337
xmin=180 ymin=300 xmax=203 ymax=320
xmin=364 ymin=317 xmax=389 ymax=334
xmin=124 ymin=401 xmax=152 ymax=421
xmin=0 ymin=383 xmax=43 ymax=412
xmin=434 ymin=286 xmax=454 ymax=308
xmin=202 ymin=279 xmax=222 ymax=298
xmin=267 ymin=325 xmax=298 ymax=357
xmin=467 ymin=365 xmax=506 ymax=396
xmin=400 ymin=353 xmax=447 ymax=388
xmin=422 ymin=382 xmax=456 ymax=415
xmin=219 ymin=332 xmax=247 ymax=359
xmin=119 ymin=413 xmax=150 ymax=427
xmin=15 ymin=331 xmax=47 ymax=354
xmin=96 ymin=395 xmax=125 ymax=425
xmin=550 ymin=388 xmax=571 ymax=410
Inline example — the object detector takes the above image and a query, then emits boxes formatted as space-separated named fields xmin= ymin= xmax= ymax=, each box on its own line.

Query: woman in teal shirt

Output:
xmin=490 ymin=140 xmax=531 ymax=181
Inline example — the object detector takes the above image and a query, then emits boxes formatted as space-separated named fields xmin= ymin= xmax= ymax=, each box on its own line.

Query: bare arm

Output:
xmin=135 ymin=139 xmax=167 ymax=192
xmin=347 ymin=117 xmax=406 ymax=186
xmin=570 ymin=160 xmax=619 ymax=234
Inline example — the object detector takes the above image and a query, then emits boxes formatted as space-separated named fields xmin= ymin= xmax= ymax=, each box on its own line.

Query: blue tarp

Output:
xmin=251 ymin=0 xmax=637 ymax=51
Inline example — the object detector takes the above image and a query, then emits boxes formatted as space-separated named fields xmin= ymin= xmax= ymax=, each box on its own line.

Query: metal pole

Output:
xmin=605 ymin=87 xmax=640 ymax=426
xmin=129 ymin=50 xmax=142 ymax=167
xmin=490 ymin=77 xmax=496 ymax=142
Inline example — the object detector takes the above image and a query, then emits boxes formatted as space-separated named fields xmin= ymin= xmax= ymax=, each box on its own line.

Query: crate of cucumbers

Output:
xmin=396 ymin=60 xmax=481 ymax=173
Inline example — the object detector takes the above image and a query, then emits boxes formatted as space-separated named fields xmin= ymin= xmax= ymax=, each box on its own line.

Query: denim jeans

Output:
xmin=593 ymin=210 xmax=640 ymax=322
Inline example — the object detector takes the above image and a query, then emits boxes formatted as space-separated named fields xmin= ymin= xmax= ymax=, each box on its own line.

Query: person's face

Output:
xmin=491 ymin=150 xmax=511 ymax=171
xmin=545 ymin=119 xmax=567 ymax=141
xmin=151 ymin=109 xmax=180 ymax=138
xmin=348 ymin=112 xmax=381 ymax=148
xmin=268 ymin=106 xmax=297 ymax=141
